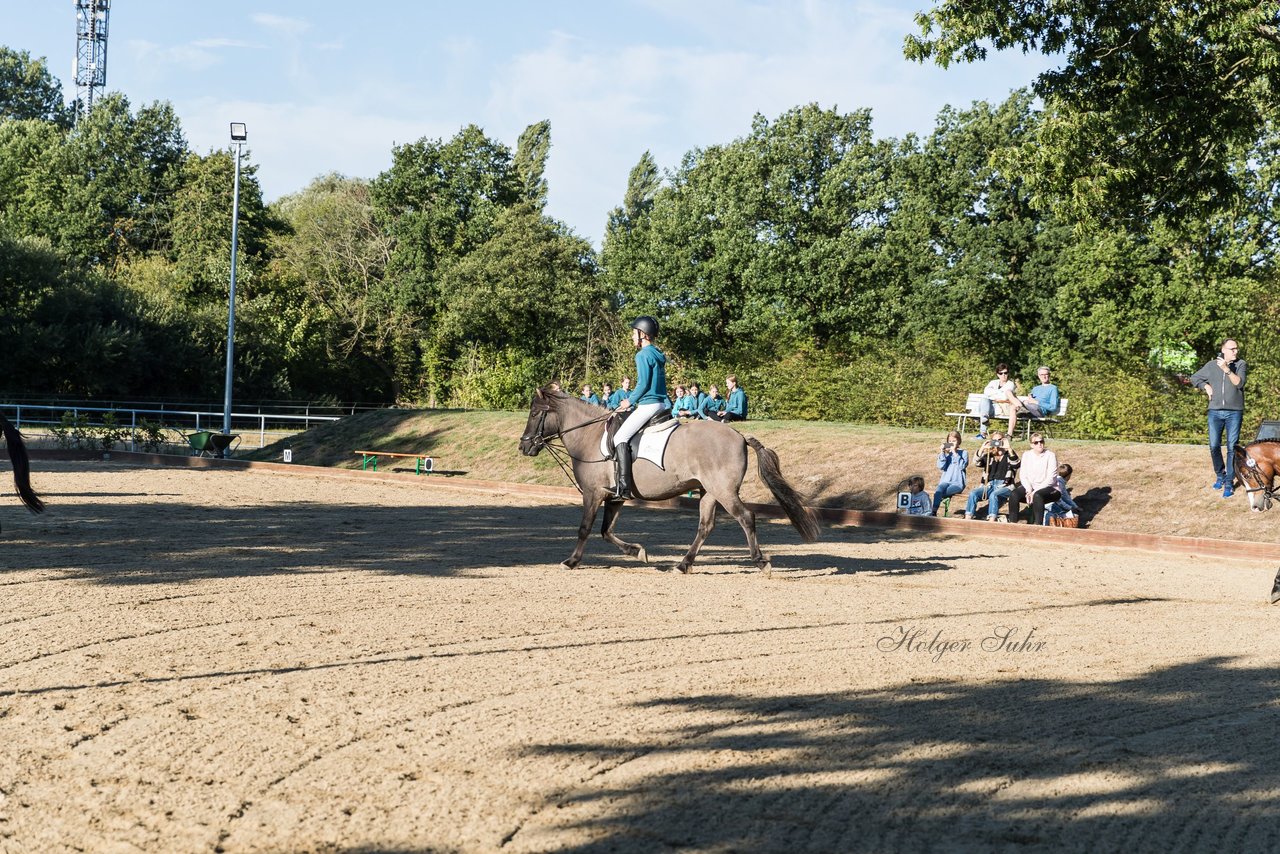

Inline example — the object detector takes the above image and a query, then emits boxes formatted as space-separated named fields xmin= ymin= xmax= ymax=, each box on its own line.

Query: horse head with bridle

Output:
xmin=519 ymin=386 xmax=818 ymax=575
xmin=1234 ymin=440 xmax=1280 ymax=512
xmin=1 ymin=413 xmax=45 ymax=530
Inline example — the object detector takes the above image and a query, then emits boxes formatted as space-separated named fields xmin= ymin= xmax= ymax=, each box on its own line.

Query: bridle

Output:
xmin=522 ymin=400 xmax=615 ymax=494
xmin=1237 ymin=448 xmax=1275 ymax=510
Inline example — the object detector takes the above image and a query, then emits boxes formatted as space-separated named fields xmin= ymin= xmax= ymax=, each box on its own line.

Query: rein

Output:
xmin=524 ymin=407 xmax=616 ymax=495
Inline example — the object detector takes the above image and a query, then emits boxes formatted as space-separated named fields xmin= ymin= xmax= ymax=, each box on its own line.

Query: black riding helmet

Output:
xmin=631 ymin=315 xmax=659 ymax=339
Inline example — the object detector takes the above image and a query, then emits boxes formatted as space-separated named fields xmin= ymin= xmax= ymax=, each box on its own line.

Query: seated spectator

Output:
xmin=1008 ymin=432 xmax=1057 ymax=523
xmin=700 ymin=385 xmax=725 ymax=419
xmin=932 ymin=430 xmax=969 ymax=516
xmin=675 ymin=382 xmax=704 ymax=419
xmin=608 ymin=377 xmax=631 ymax=409
xmin=903 ymin=475 xmax=933 ymax=516
xmin=714 ymin=374 xmax=748 ymax=422
xmin=964 ymin=431 xmax=1020 ymax=520
xmin=579 ymin=384 xmax=600 ymax=406
xmin=978 ymin=364 xmax=1018 ymax=438
xmin=1040 ymin=463 xmax=1081 ymax=525
xmin=1016 ymin=365 xmax=1060 ymax=420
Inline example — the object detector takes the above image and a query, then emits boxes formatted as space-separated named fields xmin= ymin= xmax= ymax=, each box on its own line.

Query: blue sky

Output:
xmin=7 ymin=1 xmax=1049 ymax=246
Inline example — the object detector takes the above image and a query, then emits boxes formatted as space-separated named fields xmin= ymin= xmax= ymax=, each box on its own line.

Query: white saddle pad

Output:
xmin=599 ymin=418 xmax=679 ymax=470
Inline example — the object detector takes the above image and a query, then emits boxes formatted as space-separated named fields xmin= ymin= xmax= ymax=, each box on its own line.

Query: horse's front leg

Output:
xmin=601 ymin=497 xmax=648 ymax=564
xmin=562 ymin=493 xmax=604 ymax=569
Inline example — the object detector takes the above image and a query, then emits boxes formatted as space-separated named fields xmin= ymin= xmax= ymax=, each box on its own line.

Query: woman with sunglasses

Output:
xmin=1008 ymin=432 xmax=1059 ymax=523
xmin=977 ymin=364 xmax=1018 ymax=439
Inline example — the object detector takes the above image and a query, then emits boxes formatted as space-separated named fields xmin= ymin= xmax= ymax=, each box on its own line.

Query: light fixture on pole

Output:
xmin=222 ymin=122 xmax=247 ymax=453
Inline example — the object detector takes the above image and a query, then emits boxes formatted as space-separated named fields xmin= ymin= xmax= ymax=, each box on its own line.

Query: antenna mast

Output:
xmin=74 ymin=0 xmax=111 ymax=121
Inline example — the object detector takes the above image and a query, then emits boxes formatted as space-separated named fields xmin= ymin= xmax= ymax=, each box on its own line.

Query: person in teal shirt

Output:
xmin=699 ymin=385 xmax=725 ymax=419
xmin=714 ymin=374 xmax=748 ymax=422
xmin=676 ymin=382 xmax=705 ymax=419
xmin=609 ymin=317 xmax=667 ymax=500
xmin=579 ymin=384 xmax=600 ymax=406
xmin=607 ymin=377 xmax=631 ymax=410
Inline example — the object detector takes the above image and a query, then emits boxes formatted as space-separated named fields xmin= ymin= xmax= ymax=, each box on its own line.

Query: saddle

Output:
xmin=601 ymin=408 xmax=679 ymax=462
xmin=604 ymin=407 xmax=673 ymax=449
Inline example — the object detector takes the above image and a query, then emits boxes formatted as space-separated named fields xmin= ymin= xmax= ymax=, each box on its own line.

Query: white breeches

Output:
xmin=613 ymin=402 xmax=663 ymax=447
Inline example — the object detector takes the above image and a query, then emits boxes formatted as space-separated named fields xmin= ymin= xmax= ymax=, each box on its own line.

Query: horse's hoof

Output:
xmin=673 ymin=561 xmax=692 ymax=574
xmin=560 ymin=560 xmax=579 ymax=570
xmin=759 ymin=562 xmax=773 ymax=578
xmin=636 ymin=546 xmax=648 ymax=564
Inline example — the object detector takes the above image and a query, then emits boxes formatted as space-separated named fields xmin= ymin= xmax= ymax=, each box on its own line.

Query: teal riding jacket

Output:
xmin=631 ymin=345 xmax=668 ymax=405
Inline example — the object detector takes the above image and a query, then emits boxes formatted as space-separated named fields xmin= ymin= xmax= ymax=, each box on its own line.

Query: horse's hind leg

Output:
xmin=601 ymin=499 xmax=648 ymax=564
xmin=563 ymin=495 xmax=604 ymax=569
xmin=719 ymin=491 xmax=771 ymax=576
xmin=674 ymin=491 xmax=719 ymax=574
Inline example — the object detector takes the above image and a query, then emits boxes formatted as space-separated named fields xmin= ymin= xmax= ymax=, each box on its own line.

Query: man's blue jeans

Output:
xmin=1208 ymin=409 xmax=1243 ymax=483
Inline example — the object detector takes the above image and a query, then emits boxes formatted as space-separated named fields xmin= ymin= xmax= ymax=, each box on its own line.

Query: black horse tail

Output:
xmin=745 ymin=437 xmax=818 ymax=543
xmin=1 ymin=414 xmax=45 ymax=514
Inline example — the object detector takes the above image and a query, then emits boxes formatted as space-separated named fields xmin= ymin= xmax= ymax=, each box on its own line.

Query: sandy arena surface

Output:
xmin=2 ymin=461 xmax=1280 ymax=852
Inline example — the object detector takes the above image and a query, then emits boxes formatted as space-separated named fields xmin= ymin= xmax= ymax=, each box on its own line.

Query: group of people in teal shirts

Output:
xmin=579 ymin=375 xmax=748 ymax=422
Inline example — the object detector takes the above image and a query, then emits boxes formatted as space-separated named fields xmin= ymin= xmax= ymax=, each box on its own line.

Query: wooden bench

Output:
xmin=353 ymin=450 xmax=435 ymax=475
xmin=945 ymin=397 xmax=1069 ymax=440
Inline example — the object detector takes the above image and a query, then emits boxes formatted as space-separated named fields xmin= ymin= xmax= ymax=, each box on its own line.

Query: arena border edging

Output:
xmin=26 ymin=449 xmax=1280 ymax=562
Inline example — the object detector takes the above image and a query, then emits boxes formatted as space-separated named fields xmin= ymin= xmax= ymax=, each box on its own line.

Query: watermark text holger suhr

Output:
xmin=877 ymin=625 xmax=1046 ymax=663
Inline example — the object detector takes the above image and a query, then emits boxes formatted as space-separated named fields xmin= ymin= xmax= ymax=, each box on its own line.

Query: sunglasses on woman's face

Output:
xmin=1031 ymin=439 xmax=1043 ymax=445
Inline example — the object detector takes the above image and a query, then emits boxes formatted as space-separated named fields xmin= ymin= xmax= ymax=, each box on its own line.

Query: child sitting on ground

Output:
xmin=1043 ymin=463 xmax=1081 ymax=525
xmin=904 ymin=475 xmax=933 ymax=516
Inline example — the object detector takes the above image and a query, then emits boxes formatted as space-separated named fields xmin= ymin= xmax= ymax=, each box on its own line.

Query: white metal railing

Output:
xmin=0 ymin=403 xmax=341 ymax=452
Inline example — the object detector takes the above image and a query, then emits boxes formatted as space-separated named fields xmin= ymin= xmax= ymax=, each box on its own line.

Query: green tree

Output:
xmin=429 ymin=202 xmax=605 ymax=404
xmin=905 ymin=0 xmax=1280 ymax=226
xmin=168 ymin=149 xmax=273 ymax=302
xmin=272 ymin=174 xmax=407 ymax=401
xmin=605 ymin=105 xmax=898 ymax=358
xmin=0 ymin=47 xmax=71 ymax=126
xmin=514 ymin=119 xmax=551 ymax=208
xmin=3 ymin=93 xmax=187 ymax=267
xmin=371 ymin=123 xmax=521 ymax=312
xmin=893 ymin=94 xmax=1067 ymax=361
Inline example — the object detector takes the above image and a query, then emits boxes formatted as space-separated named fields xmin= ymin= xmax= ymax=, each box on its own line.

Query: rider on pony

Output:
xmin=609 ymin=316 xmax=667 ymax=501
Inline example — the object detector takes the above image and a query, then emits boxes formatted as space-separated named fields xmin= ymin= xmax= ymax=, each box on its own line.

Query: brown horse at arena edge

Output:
xmin=519 ymin=387 xmax=818 ymax=575
xmin=1235 ymin=440 xmax=1280 ymax=512
xmin=1 ymin=413 xmax=45 ymax=528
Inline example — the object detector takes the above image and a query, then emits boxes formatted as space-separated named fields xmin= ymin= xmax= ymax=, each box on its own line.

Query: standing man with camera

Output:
xmin=1189 ymin=339 xmax=1248 ymax=498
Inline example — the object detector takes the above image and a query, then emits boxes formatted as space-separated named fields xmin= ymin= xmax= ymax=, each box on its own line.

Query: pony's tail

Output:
xmin=745 ymin=437 xmax=818 ymax=543
xmin=1 ymin=414 xmax=45 ymax=514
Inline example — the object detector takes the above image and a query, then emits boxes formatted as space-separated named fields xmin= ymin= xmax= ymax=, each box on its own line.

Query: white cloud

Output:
xmin=251 ymin=13 xmax=311 ymax=37
xmin=128 ymin=38 xmax=221 ymax=72
xmin=190 ymin=38 xmax=263 ymax=50
xmin=180 ymin=98 xmax=456 ymax=202
xmin=480 ymin=0 xmax=1049 ymax=246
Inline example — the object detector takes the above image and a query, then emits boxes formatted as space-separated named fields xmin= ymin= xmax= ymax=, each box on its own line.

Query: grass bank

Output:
xmin=246 ymin=409 xmax=1279 ymax=545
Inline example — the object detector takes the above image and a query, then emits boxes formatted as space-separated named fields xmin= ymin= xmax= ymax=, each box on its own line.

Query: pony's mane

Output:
xmin=541 ymin=387 xmax=604 ymax=417
xmin=1245 ymin=438 xmax=1280 ymax=448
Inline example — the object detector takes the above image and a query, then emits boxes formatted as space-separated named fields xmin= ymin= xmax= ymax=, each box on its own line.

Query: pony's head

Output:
xmin=1236 ymin=442 xmax=1279 ymax=512
xmin=519 ymin=386 xmax=560 ymax=456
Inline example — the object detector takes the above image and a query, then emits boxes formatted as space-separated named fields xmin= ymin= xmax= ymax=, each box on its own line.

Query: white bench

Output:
xmin=945 ymin=395 xmax=1069 ymax=440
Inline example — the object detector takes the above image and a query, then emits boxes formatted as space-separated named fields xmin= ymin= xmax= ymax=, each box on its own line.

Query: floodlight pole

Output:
xmin=222 ymin=124 xmax=246 ymax=450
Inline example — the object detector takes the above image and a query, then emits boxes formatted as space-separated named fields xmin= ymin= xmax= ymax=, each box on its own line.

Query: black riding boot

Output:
xmin=610 ymin=442 xmax=635 ymax=501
